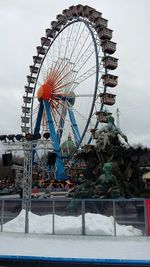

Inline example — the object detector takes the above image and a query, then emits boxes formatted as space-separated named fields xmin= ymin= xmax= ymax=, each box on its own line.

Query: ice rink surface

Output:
xmin=0 ymin=232 xmax=150 ymax=261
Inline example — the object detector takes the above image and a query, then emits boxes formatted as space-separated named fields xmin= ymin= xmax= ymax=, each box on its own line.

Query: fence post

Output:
xmin=52 ymin=199 xmax=55 ymax=235
xmin=82 ymin=200 xmax=85 ymax=235
xmin=1 ymin=200 xmax=4 ymax=232
xmin=113 ymin=200 xmax=116 ymax=237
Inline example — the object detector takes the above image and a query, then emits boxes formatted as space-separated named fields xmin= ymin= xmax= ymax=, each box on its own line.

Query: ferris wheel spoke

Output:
xmin=52 ymin=55 xmax=74 ymax=87
xmin=67 ymin=104 xmax=88 ymax=123
xmin=51 ymin=23 xmax=86 ymax=80
xmin=66 ymin=23 xmax=84 ymax=60
xmin=72 ymin=34 xmax=91 ymax=69
xmin=58 ymin=28 xmax=64 ymax=59
xmin=44 ymin=50 xmax=54 ymax=70
xmin=61 ymin=47 xmax=96 ymax=94
xmin=67 ymin=22 xmax=83 ymax=61
xmin=46 ymin=49 xmax=96 ymax=95
xmin=52 ymin=81 xmax=73 ymax=93
xmin=67 ymin=106 xmax=97 ymax=142
xmin=71 ymin=57 xmax=103 ymax=93
xmin=46 ymin=59 xmax=59 ymax=82
xmin=73 ymin=52 xmax=104 ymax=90
xmin=41 ymin=25 xmax=90 ymax=90
xmin=57 ymin=102 xmax=80 ymax=128
xmin=73 ymin=40 xmax=94 ymax=71
xmin=51 ymin=101 xmax=66 ymax=123
xmin=52 ymin=68 xmax=76 ymax=91
xmin=65 ymin=23 xmax=81 ymax=60
xmin=51 ymin=106 xmax=59 ymax=128
xmin=57 ymin=100 xmax=71 ymax=117
xmin=62 ymin=23 xmax=75 ymax=63
xmin=52 ymin=34 xmax=72 ymax=75
xmin=48 ymin=59 xmax=62 ymax=82
xmin=71 ymin=65 xmax=97 ymax=92
xmin=58 ymin=101 xmax=81 ymax=143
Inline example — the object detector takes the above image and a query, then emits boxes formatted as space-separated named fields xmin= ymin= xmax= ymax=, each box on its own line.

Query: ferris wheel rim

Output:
xmin=30 ymin=18 xmax=100 ymax=149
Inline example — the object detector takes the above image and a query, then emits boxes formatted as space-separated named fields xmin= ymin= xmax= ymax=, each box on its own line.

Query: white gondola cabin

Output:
xmin=83 ymin=5 xmax=95 ymax=17
xmin=101 ymin=40 xmax=116 ymax=54
xmin=23 ymin=96 xmax=32 ymax=104
xmin=102 ymin=74 xmax=118 ymax=87
xmin=22 ymin=106 xmax=30 ymax=114
xmin=21 ymin=126 xmax=30 ymax=133
xmin=45 ymin=28 xmax=56 ymax=38
xmin=21 ymin=116 xmax=30 ymax=124
xmin=96 ymin=111 xmax=112 ymax=123
xmin=36 ymin=46 xmax=46 ymax=55
xmin=97 ymin=28 xmax=113 ymax=40
xmin=100 ymin=93 xmax=116 ymax=105
xmin=29 ymin=66 xmax=39 ymax=74
xmin=69 ymin=6 xmax=78 ymax=16
xmin=27 ymin=75 xmax=36 ymax=84
xmin=102 ymin=56 xmax=118 ymax=70
xmin=25 ymin=85 xmax=34 ymax=94
xmin=95 ymin=17 xmax=108 ymax=28
xmin=76 ymin=4 xmax=84 ymax=16
xmin=62 ymin=9 xmax=71 ymax=17
xmin=33 ymin=56 xmax=42 ymax=64
xmin=88 ymin=10 xmax=102 ymax=22
xmin=51 ymin=21 xmax=62 ymax=31
xmin=56 ymin=14 xmax=66 ymax=24
xmin=41 ymin=37 xmax=51 ymax=46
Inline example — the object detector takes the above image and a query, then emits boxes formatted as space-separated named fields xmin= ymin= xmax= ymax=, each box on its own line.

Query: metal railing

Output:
xmin=0 ymin=197 xmax=148 ymax=236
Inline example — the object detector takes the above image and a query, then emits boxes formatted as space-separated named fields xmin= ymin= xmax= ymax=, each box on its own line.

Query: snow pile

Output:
xmin=3 ymin=210 xmax=142 ymax=236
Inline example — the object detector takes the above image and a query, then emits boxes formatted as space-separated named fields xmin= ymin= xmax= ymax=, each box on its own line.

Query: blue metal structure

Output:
xmin=43 ymin=100 xmax=66 ymax=180
xmin=33 ymin=99 xmax=66 ymax=180
xmin=32 ymin=95 xmax=81 ymax=180
xmin=68 ymin=108 xmax=81 ymax=146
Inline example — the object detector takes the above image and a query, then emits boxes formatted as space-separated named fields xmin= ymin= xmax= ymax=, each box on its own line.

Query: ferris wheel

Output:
xmin=21 ymin=5 xmax=118 ymax=180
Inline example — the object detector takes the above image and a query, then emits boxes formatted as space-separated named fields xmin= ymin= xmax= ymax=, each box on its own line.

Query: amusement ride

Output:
xmin=21 ymin=4 xmax=118 ymax=186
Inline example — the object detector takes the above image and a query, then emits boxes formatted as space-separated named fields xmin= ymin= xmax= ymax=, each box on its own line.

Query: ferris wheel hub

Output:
xmin=37 ymin=71 xmax=76 ymax=109
xmin=37 ymin=77 xmax=55 ymax=102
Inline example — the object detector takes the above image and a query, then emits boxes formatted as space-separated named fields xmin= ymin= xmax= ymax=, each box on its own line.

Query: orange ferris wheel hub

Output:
xmin=37 ymin=78 xmax=55 ymax=102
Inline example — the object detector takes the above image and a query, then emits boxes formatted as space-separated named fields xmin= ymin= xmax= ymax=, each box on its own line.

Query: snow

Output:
xmin=3 ymin=209 xmax=142 ymax=236
xmin=0 ymin=210 xmax=150 ymax=261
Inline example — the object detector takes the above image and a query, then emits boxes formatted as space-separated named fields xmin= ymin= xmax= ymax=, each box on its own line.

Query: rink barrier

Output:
xmin=0 ymin=198 xmax=149 ymax=236
xmin=0 ymin=255 xmax=150 ymax=266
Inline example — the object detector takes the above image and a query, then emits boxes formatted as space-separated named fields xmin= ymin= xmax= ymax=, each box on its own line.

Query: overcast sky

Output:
xmin=0 ymin=0 xmax=150 ymax=148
